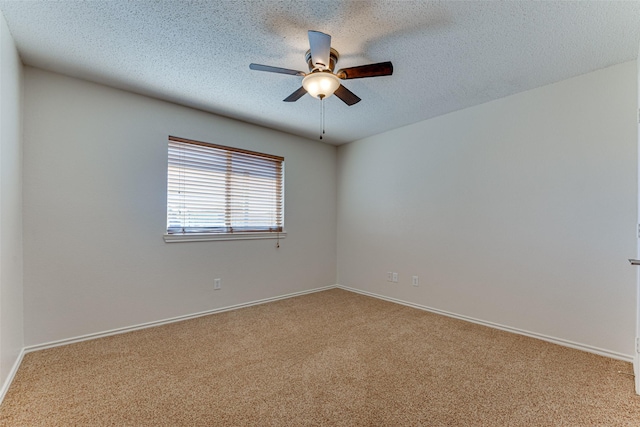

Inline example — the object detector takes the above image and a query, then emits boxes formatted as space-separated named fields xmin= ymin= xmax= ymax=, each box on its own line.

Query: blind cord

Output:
xmin=179 ymin=142 xmax=186 ymax=232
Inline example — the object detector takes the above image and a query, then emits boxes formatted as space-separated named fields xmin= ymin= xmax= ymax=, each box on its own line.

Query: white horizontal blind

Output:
xmin=167 ymin=136 xmax=284 ymax=234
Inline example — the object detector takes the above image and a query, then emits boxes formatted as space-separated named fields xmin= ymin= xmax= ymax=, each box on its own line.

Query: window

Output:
xmin=165 ymin=136 xmax=284 ymax=242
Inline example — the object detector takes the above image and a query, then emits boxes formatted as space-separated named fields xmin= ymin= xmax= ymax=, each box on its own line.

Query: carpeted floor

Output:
xmin=1 ymin=288 xmax=639 ymax=426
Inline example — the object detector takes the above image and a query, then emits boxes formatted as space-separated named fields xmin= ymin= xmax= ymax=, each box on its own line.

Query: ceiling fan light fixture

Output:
xmin=302 ymin=72 xmax=340 ymax=99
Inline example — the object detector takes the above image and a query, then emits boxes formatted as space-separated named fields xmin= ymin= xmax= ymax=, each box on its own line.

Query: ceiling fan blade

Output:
xmin=334 ymin=84 xmax=361 ymax=106
xmin=336 ymin=61 xmax=393 ymax=79
xmin=250 ymin=63 xmax=305 ymax=76
xmin=283 ymin=86 xmax=308 ymax=102
xmin=308 ymin=30 xmax=331 ymax=69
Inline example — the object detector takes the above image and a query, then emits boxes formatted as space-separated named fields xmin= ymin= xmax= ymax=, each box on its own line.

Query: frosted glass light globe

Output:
xmin=302 ymin=72 xmax=340 ymax=99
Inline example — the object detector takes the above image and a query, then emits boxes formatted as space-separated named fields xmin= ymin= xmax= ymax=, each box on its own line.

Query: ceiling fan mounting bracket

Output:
xmin=305 ymin=48 xmax=339 ymax=72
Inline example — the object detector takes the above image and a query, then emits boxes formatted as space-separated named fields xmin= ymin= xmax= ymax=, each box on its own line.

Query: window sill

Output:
xmin=163 ymin=231 xmax=287 ymax=243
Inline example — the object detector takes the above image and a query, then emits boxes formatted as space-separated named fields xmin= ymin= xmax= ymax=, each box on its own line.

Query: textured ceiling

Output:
xmin=1 ymin=1 xmax=640 ymax=145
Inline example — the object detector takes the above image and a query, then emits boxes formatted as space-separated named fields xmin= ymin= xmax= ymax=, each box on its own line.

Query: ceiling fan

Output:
xmin=250 ymin=30 xmax=393 ymax=106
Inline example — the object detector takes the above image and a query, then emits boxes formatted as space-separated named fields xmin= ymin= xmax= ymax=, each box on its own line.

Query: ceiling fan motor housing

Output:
xmin=305 ymin=48 xmax=339 ymax=72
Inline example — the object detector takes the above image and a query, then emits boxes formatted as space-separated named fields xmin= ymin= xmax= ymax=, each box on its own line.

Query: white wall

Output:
xmin=0 ymin=10 xmax=24 ymax=385
xmin=19 ymin=57 xmax=639 ymax=359
xmin=337 ymin=61 xmax=637 ymax=359
xmin=23 ymin=67 xmax=337 ymax=346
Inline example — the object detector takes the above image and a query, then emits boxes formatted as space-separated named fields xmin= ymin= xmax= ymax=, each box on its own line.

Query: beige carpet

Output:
xmin=1 ymin=288 xmax=639 ymax=426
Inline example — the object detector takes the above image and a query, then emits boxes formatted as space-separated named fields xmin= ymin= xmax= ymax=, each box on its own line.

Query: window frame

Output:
xmin=164 ymin=136 xmax=286 ymax=243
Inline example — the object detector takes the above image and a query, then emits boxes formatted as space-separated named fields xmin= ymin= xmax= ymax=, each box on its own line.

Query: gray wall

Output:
xmin=23 ymin=67 xmax=337 ymax=346
xmin=0 ymin=10 xmax=24 ymax=387
xmin=337 ymin=61 xmax=637 ymax=359
xmin=14 ymin=55 xmax=640 ymax=364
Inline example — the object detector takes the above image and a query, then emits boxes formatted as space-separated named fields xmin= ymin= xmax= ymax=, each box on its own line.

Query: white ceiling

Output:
xmin=1 ymin=1 xmax=640 ymax=145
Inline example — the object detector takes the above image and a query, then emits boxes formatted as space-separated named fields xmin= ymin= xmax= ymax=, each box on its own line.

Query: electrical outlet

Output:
xmin=412 ymin=276 xmax=419 ymax=287
xmin=214 ymin=278 xmax=221 ymax=290
xmin=392 ymin=272 xmax=398 ymax=283
xmin=387 ymin=272 xmax=393 ymax=282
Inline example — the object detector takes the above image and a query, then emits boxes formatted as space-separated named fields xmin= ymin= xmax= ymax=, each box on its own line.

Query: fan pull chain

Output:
xmin=319 ymin=95 xmax=325 ymax=140
xmin=323 ymin=97 xmax=326 ymax=137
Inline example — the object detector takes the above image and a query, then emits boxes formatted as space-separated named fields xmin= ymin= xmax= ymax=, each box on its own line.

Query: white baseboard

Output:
xmin=0 ymin=285 xmax=336 ymax=406
xmin=635 ymin=353 xmax=640 ymax=395
xmin=7 ymin=282 xmax=631 ymax=406
xmin=0 ymin=347 xmax=25 ymax=406
xmin=337 ymin=285 xmax=634 ymax=363
xmin=25 ymin=285 xmax=337 ymax=353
